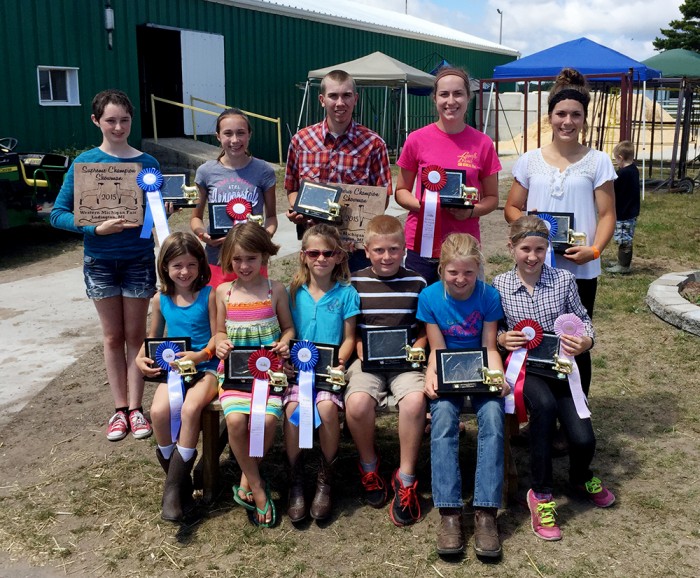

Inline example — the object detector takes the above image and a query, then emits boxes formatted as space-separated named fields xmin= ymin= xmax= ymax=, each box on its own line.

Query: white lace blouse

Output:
xmin=512 ymin=148 xmax=616 ymax=279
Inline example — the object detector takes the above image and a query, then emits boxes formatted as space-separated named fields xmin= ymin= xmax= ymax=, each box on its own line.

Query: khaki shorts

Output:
xmin=345 ymin=358 xmax=425 ymax=409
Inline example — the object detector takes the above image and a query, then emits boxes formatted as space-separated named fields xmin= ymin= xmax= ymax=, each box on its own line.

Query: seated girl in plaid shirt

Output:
xmin=492 ymin=215 xmax=615 ymax=542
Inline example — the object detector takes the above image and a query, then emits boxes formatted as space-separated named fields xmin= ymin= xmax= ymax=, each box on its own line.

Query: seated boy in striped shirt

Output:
xmin=345 ymin=215 xmax=427 ymax=527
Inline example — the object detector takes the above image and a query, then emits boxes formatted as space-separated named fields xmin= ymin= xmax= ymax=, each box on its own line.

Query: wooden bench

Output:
xmin=194 ymin=398 xmax=518 ymax=506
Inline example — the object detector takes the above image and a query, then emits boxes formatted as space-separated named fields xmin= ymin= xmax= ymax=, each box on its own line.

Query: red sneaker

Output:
xmin=527 ymin=489 xmax=562 ymax=541
xmin=358 ymin=457 xmax=387 ymax=508
xmin=128 ymin=409 xmax=153 ymax=440
xmin=106 ymin=411 xmax=129 ymax=442
xmin=389 ymin=469 xmax=421 ymax=527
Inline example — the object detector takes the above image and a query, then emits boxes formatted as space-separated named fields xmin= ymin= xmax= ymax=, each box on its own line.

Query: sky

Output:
xmin=354 ymin=0 xmax=684 ymax=60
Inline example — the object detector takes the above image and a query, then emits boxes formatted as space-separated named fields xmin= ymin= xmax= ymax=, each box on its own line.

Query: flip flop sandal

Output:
xmin=232 ymin=484 xmax=255 ymax=511
xmin=251 ymin=484 xmax=276 ymax=528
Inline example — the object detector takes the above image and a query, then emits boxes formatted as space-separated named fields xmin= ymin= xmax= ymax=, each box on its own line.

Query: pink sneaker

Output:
xmin=106 ymin=410 xmax=129 ymax=441
xmin=128 ymin=409 xmax=153 ymax=440
xmin=527 ymin=489 xmax=562 ymax=541
xmin=577 ymin=477 xmax=615 ymax=508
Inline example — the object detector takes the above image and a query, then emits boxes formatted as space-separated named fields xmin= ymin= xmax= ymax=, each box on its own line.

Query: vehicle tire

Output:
xmin=677 ymin=177 xmax=694 ymax=194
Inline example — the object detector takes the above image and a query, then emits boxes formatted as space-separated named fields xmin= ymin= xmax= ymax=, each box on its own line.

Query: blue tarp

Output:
xmin=493 ymin=37 xmax=661 ymax=82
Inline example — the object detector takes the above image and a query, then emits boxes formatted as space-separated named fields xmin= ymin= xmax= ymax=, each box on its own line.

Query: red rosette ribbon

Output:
xmin=513 ymin=319 xmax=544 ymax=349
xmin=247 ymin=348 xmax=282 ymax=457
xmin=421 ymin=165 xmax=447 ymax=192
xmin=506 ymin=319 xmax=544 ymax=423
xmin=247 ymin=348 xmax=281 ymax=380
xmin=226 ymin=198 xmax=252 ymax=222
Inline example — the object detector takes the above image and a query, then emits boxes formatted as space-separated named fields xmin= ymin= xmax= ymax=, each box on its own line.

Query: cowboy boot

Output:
xmin=473 ymin=507 xmax=502 ymax=558
xmin=162 ymin=448 xmax=196 ymax=522
xmin=287 ymin=455 xmax=307 ymax=523
xmin=310 ymin=454 xmax=336 ymax=520
xmin=156 ymin=448 xmax=170 ymax=474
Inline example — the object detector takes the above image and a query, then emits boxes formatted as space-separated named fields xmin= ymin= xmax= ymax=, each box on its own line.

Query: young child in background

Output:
xmin=136 ymin=232 xmax=218 ymax=522
xmin=607 ymin=140 xmax=640 ymax=274
xmin=191 ymin=108 xmax=277 ymax=286
xmin=417 ymin=233 xmax=508 ymax=559
xmin=493 ymin=215 xmax=614 ymax=542
xmin=284 ymin=224 xmax=360 ymax=522
xmin=215 ymin=222 xmax=294 ymax=527
xmin=51 ymin=89 xmax=160 ymax=442
xmin=345 ymin=215 xmax=427 ymax=527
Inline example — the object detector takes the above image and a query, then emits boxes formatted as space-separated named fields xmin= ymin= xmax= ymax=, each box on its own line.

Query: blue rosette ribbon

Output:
xmin=537 ymin=213 xmax=558 ymax=267
xmin=289 ymin=341 xmax=322 ymax=436
xmin=137 ymin=168 xmax=164 ymax=192
xmin=155 ymin=340 xmax=185 ymax=443
xmin=137 ymin=168 xmax=168 ymax=239
xmin=155 ymin=340 xmax=182 ymax=372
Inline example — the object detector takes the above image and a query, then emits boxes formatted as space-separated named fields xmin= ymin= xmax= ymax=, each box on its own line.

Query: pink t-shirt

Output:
xmin=397 ymin=123 xmax=501 ymax=250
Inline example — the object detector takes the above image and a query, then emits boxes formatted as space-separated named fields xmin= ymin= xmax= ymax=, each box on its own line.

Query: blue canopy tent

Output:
xmin=483 ymin=38 xmax=662 ymax=198
xmin=482 ymin=38 xmax=661 ymax=158
xmin=492 ymin=37 xmax=661 ymax=81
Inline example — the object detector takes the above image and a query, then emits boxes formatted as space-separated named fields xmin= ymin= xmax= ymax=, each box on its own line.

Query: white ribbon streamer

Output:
xmin=420 ymin=189 xmax=438 ymax=258
xmin=504 ymin=348 xmax=526 ymax=415
xmin=167 ymin=370 xmax=184 ymax=443
xmin=146 ymin=190 xmax=170 ymax=245
xmin=298 ymin=370 xmax=315 ymax=449
xmin=563 ymin=354 xmax=591 ymax=419
xmin=249 ymin=378 xmax=268 ymax=457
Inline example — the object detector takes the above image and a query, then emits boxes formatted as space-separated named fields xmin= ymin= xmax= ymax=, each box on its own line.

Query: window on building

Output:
xmin=37 ymin=66 xmax=80 ymax=106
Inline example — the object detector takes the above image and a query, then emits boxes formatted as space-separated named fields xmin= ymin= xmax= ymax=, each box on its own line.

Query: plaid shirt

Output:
xmin=284 ymin=119 xmax=392 ymax=194
xmin=492 ymin=265 xmax=594 ymax=340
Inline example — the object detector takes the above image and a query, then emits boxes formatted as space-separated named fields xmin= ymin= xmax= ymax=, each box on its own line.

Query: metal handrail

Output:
xmin=150 ymin=94 xmax=284 ymax=165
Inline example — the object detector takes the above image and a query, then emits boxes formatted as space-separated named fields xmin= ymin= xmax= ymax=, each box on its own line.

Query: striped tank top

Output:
xmin=225 ymin=278 xmax=281 ymax=346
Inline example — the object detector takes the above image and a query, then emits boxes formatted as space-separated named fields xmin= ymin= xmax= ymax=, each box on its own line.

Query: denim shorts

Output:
xmin=83 ymin=253 xmax=156 ymax=300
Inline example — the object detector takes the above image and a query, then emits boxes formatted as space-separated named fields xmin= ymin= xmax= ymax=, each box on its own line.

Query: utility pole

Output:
xmin=497 ymin=8 xmax=503 ymax=44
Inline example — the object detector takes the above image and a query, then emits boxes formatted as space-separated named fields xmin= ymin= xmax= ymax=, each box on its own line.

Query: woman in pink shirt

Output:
xmin=396 ymin=67 xmax=501 ymax=284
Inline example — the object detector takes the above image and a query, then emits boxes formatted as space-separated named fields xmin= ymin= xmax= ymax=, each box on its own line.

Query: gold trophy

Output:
xmin=267 ymin=369 xmax=288 ymax=393
xmin=553 ymin=354 xmax=573 ymax=379
xmin=404 ymin=345 xmax=426 ymax=368
xmin=326 ymin=366 xmax=346 ymax=391
xmin=481 ymin=367 xmax=505 ymax=393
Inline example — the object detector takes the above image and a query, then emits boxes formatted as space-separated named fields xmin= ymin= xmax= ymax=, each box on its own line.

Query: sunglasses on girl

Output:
xmin=302 ymin=249 xmax=342 ymax=260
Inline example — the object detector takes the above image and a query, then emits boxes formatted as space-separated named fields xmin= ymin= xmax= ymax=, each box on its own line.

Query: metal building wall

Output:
xmin=0 ymin=0 xmax=514 ymax=160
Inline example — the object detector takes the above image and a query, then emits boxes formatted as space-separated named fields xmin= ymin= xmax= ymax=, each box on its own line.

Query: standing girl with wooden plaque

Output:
xmin=51 ymin=89 xmax=160 ymax=442
xmin=395 ymin=67 xmax=501 ymax=285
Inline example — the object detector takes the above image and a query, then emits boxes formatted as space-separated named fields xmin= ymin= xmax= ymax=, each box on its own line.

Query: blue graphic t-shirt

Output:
xmin=417 ymin=280 xmax=503 ymax=349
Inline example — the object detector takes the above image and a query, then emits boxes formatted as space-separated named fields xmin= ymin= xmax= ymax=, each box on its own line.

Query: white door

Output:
xmin=181 ymin=30 xmax=225 ymax=136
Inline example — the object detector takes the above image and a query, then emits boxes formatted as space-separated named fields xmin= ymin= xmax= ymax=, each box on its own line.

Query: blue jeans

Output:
xmin=430 ymin=394 xmax=504 ymax=509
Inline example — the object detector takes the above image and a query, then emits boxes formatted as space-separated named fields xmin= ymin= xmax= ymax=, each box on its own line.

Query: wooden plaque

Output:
xmin=74 ymin=163 xmax=143 ymax=226
xmin=336 ymin=184 xmax=388 ymax=250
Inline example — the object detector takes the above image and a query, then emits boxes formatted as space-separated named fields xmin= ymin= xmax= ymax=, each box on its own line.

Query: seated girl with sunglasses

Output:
xmin=283 ymin=224 xmax=360 ymax=523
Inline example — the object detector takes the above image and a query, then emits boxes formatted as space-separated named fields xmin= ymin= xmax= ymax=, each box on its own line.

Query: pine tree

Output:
xmin=653 ymin=0 xmax=700 ymax=51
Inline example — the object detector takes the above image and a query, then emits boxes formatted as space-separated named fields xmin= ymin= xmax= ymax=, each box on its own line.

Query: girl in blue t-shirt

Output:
xmin=284 ymin=224 xmax=360 ymax=523
xmin=417 ymin=233 xmax=508 ymax=558
xmin=136 ymin=232 xmax=218 ymax=523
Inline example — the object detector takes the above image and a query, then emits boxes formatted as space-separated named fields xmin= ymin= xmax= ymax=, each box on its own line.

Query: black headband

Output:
xmin=548 ymin=88 xmax=588 ymax=115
